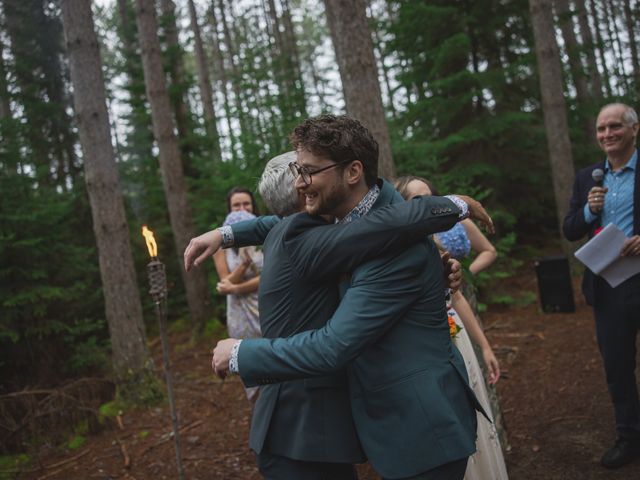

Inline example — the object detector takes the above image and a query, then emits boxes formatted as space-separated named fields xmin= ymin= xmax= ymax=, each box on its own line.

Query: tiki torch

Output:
xmin=142 ymin=226 xmax=185 ymax=480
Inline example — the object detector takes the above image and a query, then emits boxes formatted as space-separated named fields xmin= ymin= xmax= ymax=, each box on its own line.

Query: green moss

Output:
xmin=0 ymin=454 xmax=30 ymax=479
xmin=138 ymin=430 xmax=150 ymax=439
xmin=67 ymin=435 xmax=86 ymax=450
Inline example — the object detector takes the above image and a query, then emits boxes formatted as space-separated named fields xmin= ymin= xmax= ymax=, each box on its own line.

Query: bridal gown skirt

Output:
xmin=452 ymin=313 xmax=509 ymax=480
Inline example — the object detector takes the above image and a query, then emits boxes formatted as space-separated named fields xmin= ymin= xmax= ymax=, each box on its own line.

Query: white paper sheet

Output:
xmin=574 ymin=223 xmax=640 ymax=287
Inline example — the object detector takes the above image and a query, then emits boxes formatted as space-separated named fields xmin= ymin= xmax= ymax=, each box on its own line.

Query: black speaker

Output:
xmin=534 ymin=255 xmax=575 ymax=313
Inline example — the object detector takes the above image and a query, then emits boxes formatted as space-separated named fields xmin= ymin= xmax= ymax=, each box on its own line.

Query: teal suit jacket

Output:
xmin=230 ymin=183 xmax=462 ymax=465
xmin=236 ymin=181 xmax=481 ymax=478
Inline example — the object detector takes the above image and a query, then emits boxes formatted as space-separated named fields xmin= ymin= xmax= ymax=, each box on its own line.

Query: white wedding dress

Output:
xmin=450 ymin=308 xmax=509 ymax=480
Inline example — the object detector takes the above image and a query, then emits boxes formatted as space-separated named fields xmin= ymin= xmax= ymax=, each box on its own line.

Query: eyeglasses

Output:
xmin=288 ymin=160 xmax=353 ymax=186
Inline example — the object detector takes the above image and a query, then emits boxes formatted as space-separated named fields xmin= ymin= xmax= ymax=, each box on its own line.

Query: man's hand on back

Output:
xmin=184 ymin=229 xmax=223 ymax=271
xmin=454 ymin=195 xmax=494 ymax=234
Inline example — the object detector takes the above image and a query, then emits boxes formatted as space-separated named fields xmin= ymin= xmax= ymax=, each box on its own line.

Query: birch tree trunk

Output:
xmin=323 ymin=0 xmax=395 ymax=180
xmin=60 ymin=0 xmax=157 ymax=400
xmin=134 ymin=0 xmax=211 ymax=331
xmin=529 ymin=0 xmax=575 ymax=242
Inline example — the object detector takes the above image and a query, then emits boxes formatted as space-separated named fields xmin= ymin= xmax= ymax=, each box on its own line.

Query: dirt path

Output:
xmin=16 ymin=271 xmax=640 ymax=479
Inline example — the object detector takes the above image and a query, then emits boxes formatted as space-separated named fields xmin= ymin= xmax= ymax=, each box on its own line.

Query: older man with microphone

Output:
xmin=564 ymin=103 xmax=640 ymax=469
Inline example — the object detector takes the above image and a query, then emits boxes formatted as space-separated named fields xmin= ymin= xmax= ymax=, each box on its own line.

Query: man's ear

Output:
xmin=345 ymin=160 xmax=364 ymax=185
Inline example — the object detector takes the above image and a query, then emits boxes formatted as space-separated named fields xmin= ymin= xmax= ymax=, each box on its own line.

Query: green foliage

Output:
xmin=67 ymin=435 xmax=86 ymax=450
xmin=0 ymin=454 xmax=30 ymax=479
xmin=98 ymin=400 xmax=125 ymax=422
xmin=203 ymin=318 xmax=229 ymax=341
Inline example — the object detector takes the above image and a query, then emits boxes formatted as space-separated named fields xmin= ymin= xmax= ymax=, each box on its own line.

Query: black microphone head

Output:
xmin=592 ymin=168 xmax=604 ymax=185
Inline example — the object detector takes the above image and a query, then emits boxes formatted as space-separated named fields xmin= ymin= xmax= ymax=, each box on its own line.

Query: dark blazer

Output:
xmin=231 ymin=185 xmax=462 ymax=465
xmin=235 ymin=181 xmax=481 ymax=479
xmin=562 ymin=150 xmax=640 ymax=304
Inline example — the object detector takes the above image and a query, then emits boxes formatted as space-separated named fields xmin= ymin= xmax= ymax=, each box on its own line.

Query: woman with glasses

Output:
xmin=395 ymin=175 xmax=508 ymax=480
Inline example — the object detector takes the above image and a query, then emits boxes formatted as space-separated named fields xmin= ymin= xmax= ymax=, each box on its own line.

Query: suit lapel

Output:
xmin=634 ymin=149 xmax=640 ymax=235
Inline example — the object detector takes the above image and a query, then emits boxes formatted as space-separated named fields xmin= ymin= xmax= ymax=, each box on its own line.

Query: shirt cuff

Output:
xmin=445 ymin=195 xmax=469 ymax=220
xmin=229 ymin=340 xmax=242 ymax=374
xmin=218 ymin=226 xmax=235 ymax=248
xmin=583 ymin=203 xmax=597 ymax=224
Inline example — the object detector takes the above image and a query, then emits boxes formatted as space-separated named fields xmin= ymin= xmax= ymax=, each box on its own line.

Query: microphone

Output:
xmin=592 ymin=168 xmax=604 ymax=186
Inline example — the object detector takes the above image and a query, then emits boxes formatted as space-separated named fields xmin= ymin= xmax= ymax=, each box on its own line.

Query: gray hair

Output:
xmin=258 ymin=151 xmax=299 ymax=216
xmin=599 ymin=103 xmax=638 ymax=125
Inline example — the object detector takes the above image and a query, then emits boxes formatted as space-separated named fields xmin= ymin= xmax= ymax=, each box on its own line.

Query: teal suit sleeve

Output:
xmin=285 ymin=196 xmax=459 ymax=280
xmin=238 ymin=242 xmax=433 ymax=386
xmin=230 ymin=215 xmax=281 ymax=247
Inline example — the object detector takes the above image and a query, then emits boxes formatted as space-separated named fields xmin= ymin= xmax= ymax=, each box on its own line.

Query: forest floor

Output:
xmin=10 ymin=267 xmax=640 ymax=480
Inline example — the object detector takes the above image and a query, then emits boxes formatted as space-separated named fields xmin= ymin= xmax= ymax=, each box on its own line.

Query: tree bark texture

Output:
xmin=622 ymin=0 xmax=640 ymax=88
xmin=529 ymin=0 xmax=575 ymax=240
xmin=134 ymin=0 xmax=211 ymax=330
xmin=588 ymin=0 xmax=613 ymax=97
xmin=322 ymin=0 xmax=395 ymax=180
xmin=59 ymin=0 xmax=154 ymax=389
xmin=187 ymin=0 xmax=221 ymax=162
xmin=207 ymin=1 xmax=238 ymax=161
xmin=574 ymin=0 xmax=603 ymax=98
xmin=554 ymin=0 xmax=597 ymax=144
xmin=158 ymin=0 xmax=194 ymax=165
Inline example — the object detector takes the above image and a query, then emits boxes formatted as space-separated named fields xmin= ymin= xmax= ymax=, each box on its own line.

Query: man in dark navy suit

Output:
xmin=563 ymin=103 xmax=640 ymax=469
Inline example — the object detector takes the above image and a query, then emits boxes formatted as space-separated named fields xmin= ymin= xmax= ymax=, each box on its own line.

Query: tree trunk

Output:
xmin=281 ymin=0 xmax=307 ymax=118
xmin=602 ymin=0 xmax=629 ymax=93
xmin=574 ymin=0 xmax=603 ymax=98
xmin=554 ymin=0 xmax=597 ymax=144
xmin=322 ymin=0 xmax=395 ymax=180
xmin=588 ymin=0 xmax=613 ymax=97
xmin=134 ymin=0 xmax=211 ymax=331
xmin=59 ymin=0 xmax=157 ymax=400
xmin=187 ymin=0 xmax=221 ymax=162
xmin=158 ymin=0 xmax=193 ymax=160
xmin=622 ymin=0 xmax=640 ymax=89
xmin=366 ymin=2 xmax=397 ymax=119
xmin=207 ymin=1 xmax=238 ymax=161
xmin=0 ymin=35 xmax=11 ymax=120
xmin=529 ymin=0 xmax=575 ymax=242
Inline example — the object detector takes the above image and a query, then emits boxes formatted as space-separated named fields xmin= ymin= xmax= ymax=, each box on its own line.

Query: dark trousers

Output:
xmin=256 ymin=450 xmax=357 ymax=480
xmin=593 ymin=274 xmax=640 ymax=440
xmin=388 ymin=457 xmax=468 ymax=480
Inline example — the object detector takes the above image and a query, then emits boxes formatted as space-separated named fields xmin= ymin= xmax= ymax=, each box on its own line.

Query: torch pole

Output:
xmin=147 ymin=259 xmax=185 ymax=480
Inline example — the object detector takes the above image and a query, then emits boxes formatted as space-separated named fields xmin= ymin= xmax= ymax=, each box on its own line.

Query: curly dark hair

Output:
xmin=289 ymin=114 xmax=379 ymax=187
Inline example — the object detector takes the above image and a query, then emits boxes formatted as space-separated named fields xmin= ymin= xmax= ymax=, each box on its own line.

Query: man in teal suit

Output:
xmin=186 ymin=147 xmax=491 ymax=478
xmin=209 ymin=115 xmax=484 ymax=479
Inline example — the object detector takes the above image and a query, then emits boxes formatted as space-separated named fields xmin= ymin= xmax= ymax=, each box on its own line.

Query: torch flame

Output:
xmin=142 ymin=225 xmax=158 ymax=258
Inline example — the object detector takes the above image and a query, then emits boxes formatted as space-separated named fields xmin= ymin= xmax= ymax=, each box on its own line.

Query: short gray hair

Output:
xmin=258 ymin=151 xmax=299 ymax=216
xmin=599 ymin=103 xmax=638 ymax=125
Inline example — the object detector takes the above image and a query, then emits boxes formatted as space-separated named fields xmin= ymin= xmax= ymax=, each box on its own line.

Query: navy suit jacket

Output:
xmin=562 ymin=149 xmax=640 ymax=304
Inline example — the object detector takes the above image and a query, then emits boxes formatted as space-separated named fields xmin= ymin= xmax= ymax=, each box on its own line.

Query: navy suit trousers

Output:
xmin=593 ymin=273 xmax=640 ymax=439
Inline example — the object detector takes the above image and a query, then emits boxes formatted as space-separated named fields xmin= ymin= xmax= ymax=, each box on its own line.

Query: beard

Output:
xmin=305 ymin=179 xmax=350 ymax=217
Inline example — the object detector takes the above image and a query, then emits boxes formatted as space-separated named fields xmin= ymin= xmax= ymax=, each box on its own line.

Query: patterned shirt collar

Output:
xmin=337 ymin=185 xmax=380 ymax=224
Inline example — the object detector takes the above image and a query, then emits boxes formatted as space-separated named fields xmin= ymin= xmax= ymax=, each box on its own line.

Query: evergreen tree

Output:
xmin=60 ymin=0 xmax=157 ymax=402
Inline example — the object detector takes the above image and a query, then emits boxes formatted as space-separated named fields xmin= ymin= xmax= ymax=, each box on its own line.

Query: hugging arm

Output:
xmin=237 ymin=245 xmax=428 ymax=386
xmin=285 ymin=196 xmax=460 ymax=280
